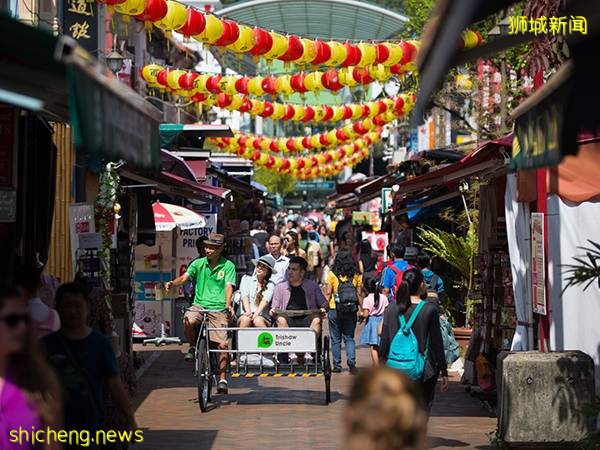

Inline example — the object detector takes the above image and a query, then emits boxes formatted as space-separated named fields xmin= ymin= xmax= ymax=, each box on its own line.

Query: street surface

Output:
xmin=133 ymin=332 xmax=495 ymax=450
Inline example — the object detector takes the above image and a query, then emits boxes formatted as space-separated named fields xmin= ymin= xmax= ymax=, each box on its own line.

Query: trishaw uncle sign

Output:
xmin=237 ymin=329 xmax=316 ymax=353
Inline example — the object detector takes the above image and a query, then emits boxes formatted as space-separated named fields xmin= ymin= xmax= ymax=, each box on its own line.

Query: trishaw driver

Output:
xmin=270 ymin=256 xmax=328 ymax=364
xmin=166 ymin=233 xmax=236 ymax=394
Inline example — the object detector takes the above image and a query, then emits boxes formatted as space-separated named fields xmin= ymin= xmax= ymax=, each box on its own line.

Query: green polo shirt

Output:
xmin=186 ymin=256 xmax=236 ymax=309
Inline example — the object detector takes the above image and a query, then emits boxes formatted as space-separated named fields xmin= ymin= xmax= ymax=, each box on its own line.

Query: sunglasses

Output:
xmin=0 ymin=314 xmax=30 ymax=328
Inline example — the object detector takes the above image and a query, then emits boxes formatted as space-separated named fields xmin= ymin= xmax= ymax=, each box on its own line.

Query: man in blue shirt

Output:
xmin=382 ymin=243 xmax=411 ymax=301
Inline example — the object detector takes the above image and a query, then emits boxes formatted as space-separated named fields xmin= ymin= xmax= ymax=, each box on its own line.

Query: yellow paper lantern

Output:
xmin=221 ymin=76 xmax=238 ymax=95
xmin=293 ymin=137 xmax=304 ymax=151
xmin=166 ymin=69 xmax=186 ymax=90
xmin=325 ymin=41 xmax=347 ymax=66
xmin=247 ymin=76 xmax=265 ymax=96
xmin=344 ymin=124 xmax=356 ymax=138
xmin=272 ymin=103 xmax=285 ymax=120
xmin=244 ymin=137 xmax=254 ymax=149
xmin=275 ymin=75 xmax=294 ymax=96
xmin=273 ymin=157 xmax=283 ymax=169
xmin=304 ymin=157 xmax=313 ymax=169
xmin=368 ymin=102 xmax=379 ymax=118
xmin=292 ymin=105 xmax=305 ymax=121
xmin=311 ymin=135 xmax=322 ymax=148
xmin=260 ymin=138 xmax=272 ymax=151
xmin=369 ymin=64 xmax=390 ymax=82
xmin=332 ymin=106 xmax=345 ymax=121
xmin=154 ymin=1 xmax=187 ymax=32
xmin=263 ymin=32 xmax=288 ymax=60
xmin=141 ymin=64 xmax=162 ymax=88
xmin=277 ymin=139 xmax=287 ymax=153
xmin=362 ymin=118 xmax=374 ymax=130
xmin=296 ymin=38 xmax=317 ymax=65
xmin=382 ymin=42 xmax=403 ymax=66
xmin=227 ymin=25 xmax=254 ymax=53
xmin=251 ymin=100 xmax=265 ymax=115
xmin=258 ymin=153 xmax=269 ymax=166
xmin=227 ymin=95 xmax=244 ymax=111
xmin=313 ymin=106 xmax=325 ymax=122
xmin=357 ymin=42 xmax=377 ymax=67
xmin=193 ymin=74 xmax=210 ymax=93
xmin=115 ymin=0 xmax=146 ymax=17
xmin=316 ymin=154 xmax=326 ymax=164
xmin=326 ymin=130 xmax=338 ymax=145
xmin=193 ymin=14 xmax=224 ymax=44
xmin=338 ymin=67 xmax=358 ymax=87
xmin=304 ymin=71 xmax=323 ymax=92
xmin=351 ymin=104 xmax=363 ymax=120
xmin=289 ymin=159 xmax=298 ymax=171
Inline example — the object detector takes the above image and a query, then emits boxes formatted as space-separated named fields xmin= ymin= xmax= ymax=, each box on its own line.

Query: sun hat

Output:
xmin=251 ymin=254 xmax=278 ymax=274
xmin=204 ymin=233 xmax=226 ymax=247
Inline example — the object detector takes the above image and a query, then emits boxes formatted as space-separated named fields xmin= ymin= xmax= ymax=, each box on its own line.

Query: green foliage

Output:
xmin=562 ymin=240 xmax=600 ymax=293
xmin=395 ymin=0 xmax=435 ymax=39
xmin=417 ymin=223 xmax=478 ymax=293
xmin=253 ymin=167 xmax=297 ymax=198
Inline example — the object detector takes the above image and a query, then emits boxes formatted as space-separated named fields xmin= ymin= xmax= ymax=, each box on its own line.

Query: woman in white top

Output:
xmin=237 ymin=255 xmax=277 ymax=328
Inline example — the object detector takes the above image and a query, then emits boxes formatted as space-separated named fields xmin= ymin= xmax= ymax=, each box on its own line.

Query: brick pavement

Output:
xmin=132 ymin=335 xmax=495 ymax=450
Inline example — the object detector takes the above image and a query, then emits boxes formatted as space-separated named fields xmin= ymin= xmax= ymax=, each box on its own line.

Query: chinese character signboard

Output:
xmin=62 ymin=0 xmax=98 ymax=53
xmin=531 ymin=213 xmax=546 ymax=315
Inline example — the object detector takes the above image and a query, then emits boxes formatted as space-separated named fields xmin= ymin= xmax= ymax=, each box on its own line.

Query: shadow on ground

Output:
xmin=137 ymin=429 xmax=218 ymax=450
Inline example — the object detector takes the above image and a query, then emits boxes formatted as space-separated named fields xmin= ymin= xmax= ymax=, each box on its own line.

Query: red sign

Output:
xmin=0 ymin=106 xmax=17 ymax=188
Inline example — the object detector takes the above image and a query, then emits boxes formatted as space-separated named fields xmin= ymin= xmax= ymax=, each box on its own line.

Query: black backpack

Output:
xmin=336 ymin=277 xmax=359 ymax=313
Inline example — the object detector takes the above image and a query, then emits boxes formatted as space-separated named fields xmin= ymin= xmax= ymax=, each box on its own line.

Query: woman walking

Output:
xmin=0 ymin=287 xmax=61 ymax=450
xmin=323 ymin=251 xmax=362 ymax=374
xmin=284 ymin=231 xmax=307 ymax=260
xmin=379 ymin=268 xmax=449 ymax=415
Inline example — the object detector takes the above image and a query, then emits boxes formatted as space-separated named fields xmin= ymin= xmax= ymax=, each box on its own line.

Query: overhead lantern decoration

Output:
xmin=275 ymin=75 xmax=294 ymax=97
xmin=115 ymin=0 xmax=146 ymax=21
xmin=279 ymin=35 xmax=304 ymax=64
xmin=178 ymin=71 xmax=198 ymax=90
xmin=97 ymin=0 xmax=126 ymax=14
xmin=304 ymin=71 xmax=323 ymax=92
xmin=166 ymin=69 xmax=187 ymax=91
xmin=381 ymin=42 xmax=403 ymax=66
xmin=247 ymin=76 xmax=265 ymax=96
xmin=325 ymin=41 xmax=347 ymax=66
xmin=177 ymin=7 xmax=206 ymax=37
xmin=154 ymin=0 xmax=187 ymax=37
xmin=135 ymin=0 xmax=167 ymax=31
xmin=341 ymin=42 xmax=361 ymax=67
xmin=141 ymin=63 xmax=162 ymax=88
xmin=193 ymin=14 xmax=224 ymax=44
xmin=357 ymin=42 xmax=377 ymax=67
xmin=214 ymin=19 xmax=240 ymax=46
xmin=311 ymin=40 xmax=332 ymax=65
xmin=263 ymin=32 xmax=289 ymax=61
xmin=227 ymin=25 xmax=254 ymax=53
xmin=249 ymin=27 xmax=273 ymax=58
xmin=296 ymin=38 xmax=317 ymax=66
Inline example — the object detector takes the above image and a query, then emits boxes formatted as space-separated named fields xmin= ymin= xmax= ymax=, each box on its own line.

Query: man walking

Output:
xmin=266 ymin=235 xmax=290 ymax=285
xmin=381 ymin=243 xmax=412 ymax=302
xmin=166 ymin=233 xmax=236 ymax=394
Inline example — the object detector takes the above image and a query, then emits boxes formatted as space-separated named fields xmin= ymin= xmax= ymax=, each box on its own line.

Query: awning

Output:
xmin=161 ymin=171 xmax=231 ymax=199
xmin=160 ymin=123 xmax=233 ymax=149
xmin=392 ymin=136 xmax=512 ymax=215
xmin=207 ymin=165 xmax=256 ymax=198
xmin=161 ymin=149 xmax=197 ymax=181
xmin=0 ymin=14 xmax=161 ymax=172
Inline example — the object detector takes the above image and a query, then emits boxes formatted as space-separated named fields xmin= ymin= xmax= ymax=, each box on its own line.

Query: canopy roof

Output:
xmin=216 ymin=0 xmax=408 ymax=41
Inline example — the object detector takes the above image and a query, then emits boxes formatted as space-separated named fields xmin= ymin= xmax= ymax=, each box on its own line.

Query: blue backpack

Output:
xmin=387 ymin=301 xmax=427 ymax=380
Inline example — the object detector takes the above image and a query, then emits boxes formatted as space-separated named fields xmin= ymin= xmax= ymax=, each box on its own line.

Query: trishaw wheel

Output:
xmin=323 ymin=336 xmax=331 ymax=404
xmin=197 ymin=337 xmax=210 ymax=412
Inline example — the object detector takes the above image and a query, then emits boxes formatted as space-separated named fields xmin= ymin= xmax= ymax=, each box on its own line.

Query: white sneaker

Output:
xmin=288 ymin=353 xmax=298 ymax=364
xmin=303 ymin=353 xmax=314 ymax=363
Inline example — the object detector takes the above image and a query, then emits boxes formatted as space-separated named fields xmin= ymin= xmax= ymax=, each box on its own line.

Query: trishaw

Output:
xmin=189 ymin=308 xmax=332 ymax=412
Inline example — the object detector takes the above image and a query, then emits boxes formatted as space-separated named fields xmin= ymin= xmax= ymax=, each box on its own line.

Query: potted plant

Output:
xmin=417 ymin=222 xmax=478 ymax=348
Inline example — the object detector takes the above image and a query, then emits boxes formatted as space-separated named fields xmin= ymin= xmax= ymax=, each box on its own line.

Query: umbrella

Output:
xmin=153 ymin=202 xmax=206 ymax=231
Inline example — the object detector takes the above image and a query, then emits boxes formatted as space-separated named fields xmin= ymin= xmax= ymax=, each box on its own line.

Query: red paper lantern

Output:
xmin=261 ymin=76 xmax=278 ymax=95
xmin=178 ymin=8 xmax=206 ymax=37
xmin=286 ymin=138 xmax=295 ymax=151
xmin=266 ymin=155 xmax=276 ymax=167
xmin=279 ymin=35 xmax=303 ymax=62
xmin=270 ymin=140 xmax=279 ymax=152
xmin=214 ymin=19 xmax=239 ymax=46
xmin=191 ymin=92 xmax=207 ymax=102
xmin=375 ymin=43 xmax=390 ymax=64
xmin=341 ymin=42 xmax=361 ymax=67
xmin=336 ymin=129 xmax=347 ymax=141
xmin=322 ymin=105 xmax=334 ymax=122
xmin=338 ymin=148 xmax=346 ymax=158
xmin=250 ymin=150 xmax=261 ymax=161
xmin=361 ymin=104 xmax=370 ymax=118
xmin=296 ymin=159 xmax=305 ymax=169
xmin=302 ymin=106 xmax=315 ymax=122
xmin=311 ymin=40 xmax=332 ymax=65
xmin=399 ymin=41 xmax=417 ymax=65
xmin=319 ymin=134 xmax=330 ymax=146
xmin=283 ymin=105 xmax=295 ymax=121
xmin=239 ymin=97 xmax=253 ymax=113
xmin=377 ymin=100 xmax=388 ymax=114
xmin=304 ymin=168 xmax=312 ymax=177
xmin=302 ymin=136 xmax=312 ymax=149
xmin=394 ymin=96 xmax=405 ymax=113
xmin=373 ymin=116 xmax=386 ymax=126
xmin=178 ymin=72 xmax=198 ymax=90
xmin=353 ymin=67 xmax=373 ymax=85
xmin=156 ymin=69 xmax=169 ymax=87
xmin=205 ymin=75 xmax=223 ymax=94
xmin=261 ymin=101 xmax=274 ymax=118
xmin=322 ymin=70 xmax=343 ymax=91
xmin=324 ymin=153 xmax=332 ymax=163
xmin=353 ymin=122 xmax=367 ymax=134
xmin=249 ymin=27 xmax=273 ymax=56
xmin=311 ymin=156 xmax=319 ymax=167
xmin=290 ymin=73 xmax=308 ymax=93
xmin=252 ymin=138 xmax=262 ymax=150
xmin=235 ymin=146 xmax=245 ymax=156
xmin=390 ymin=63 xmax=402 ymax=75
xmin=235 ymin=76 xmax=249 ymax=95
xmin=135 ymin=0 xmax=167 ymax=23
xmin=217 ymin=93 xmax=232 ymax=108
xmin=238 ymin=136 xmax=247 ymax=147
xmin=281 ymin=158 xmax=291 ymax=170
xmin=342 ymin=105 xmax=352 ymax=120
